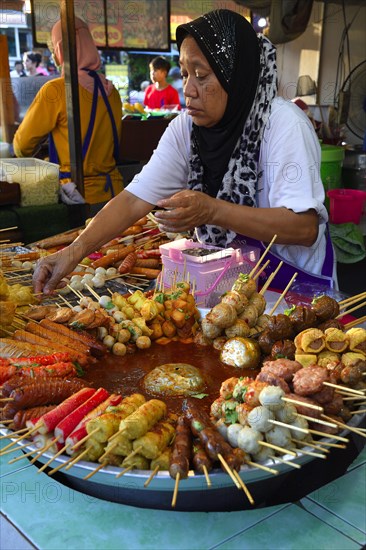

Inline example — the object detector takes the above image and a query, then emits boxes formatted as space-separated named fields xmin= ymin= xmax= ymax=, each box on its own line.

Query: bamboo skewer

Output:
xmin=308 ymin=429 xmax=349 ymax=442
xmin=323 ymin=382 xmax=365 ymax=396
xmin=217 ymin=453 xmax=241 ymax=489
xmin=171 ymin=472 xmax=180 ymax=508
xmin=37 ymin=444 xmax=71 ymax=473
xmin=84 ymin=284 xmax=101 ymax=302
xmin=0 ymin=425 xmax=40 ymax=453
xmin=282 ymin=396 xmax=324 ymax=412
xmin=144 ymin=465 xmax=160 ymax=488
xmin=122 ymin=446 xmax=143 ymax=463
xmin=70 ymin=428 xmax=100 ymax=451
xmin=297 ymin=415 xmax=338 ymax=429
xmin=48 ymin=455 xmax=75 ymax=476
xmin=249 ymin=234 xmax=277 ymax=278
xmin=115 ymin=466 xmax=133 ymax=479
xmin=339 ymin=291 xmax=366 ymax=306
xmin=321 ymin=415 xmax=366 ymax=439
xmin=233 ymin=470 xmax=255 ymax=505
xmin=0 ymin=226 xmax=18 ymax=232
xmin=349 ymin=409 xmax=366 ymax=415
xmin=8 ymin=446 xmax=40 ymax=464
xmin=246 ymin=460 xmax=279 ymax=475
xmin=67 ymin=284 xmax=84 ymax=300
xmin=268 ymin=272 xmax=298 ymax=316
xmin=259 ymin=261 xmax=283 ymax=295
xmin=252 ymin=260 xmax=270 ymax=282
xmin=0 ymin=427 xmax=28 ymax=439
xmin=336 ymin=300 xmax=366 ymax=319
xmin=29 ymin=436 xmax=61 ymax=465
xmin=269 ymin=454 xmax=302 ymax=469
xmin=339 ymin=293 xmax=366 ymax=310
xmin=258 ymin=441 xmax=297 ymax=456
xmin=344 ymin=315 xmax=366 ymax=330
xmin=65 ymin=448 xmax=90 ymax=470
xmin=291 ymin=438 xmax=330 ymax=454
xmin=268 ymin=419 xmax=308 ymax=434
xmin=83 ymin=462 xmax=107 ymax=480
xmin=202 ymin=465 xmax=211 ymax=487
xmin=297 ymin=448 xmax=327 ymax=459
xmin=1 ymin=442 xmax=31 ymax=456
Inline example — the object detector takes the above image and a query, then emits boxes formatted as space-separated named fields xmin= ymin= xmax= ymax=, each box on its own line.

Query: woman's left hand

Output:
xmin=155 ymin=190 xmax=216 ymax=232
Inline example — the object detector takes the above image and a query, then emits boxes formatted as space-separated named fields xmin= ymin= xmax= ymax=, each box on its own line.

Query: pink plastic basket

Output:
xmin=159 ymin=239 xmax=260 ymax=308
xmin=327 ymin=188 xmax=366 ymax=224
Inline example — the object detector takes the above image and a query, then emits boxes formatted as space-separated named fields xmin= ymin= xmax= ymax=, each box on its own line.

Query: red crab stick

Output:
xmin=35 ymin=387 xmax=96 ymax=435
xmin=54 ymin=387 xmax=110 ymax=444
xmin=65 ymin=393 xmax=122 ymax=451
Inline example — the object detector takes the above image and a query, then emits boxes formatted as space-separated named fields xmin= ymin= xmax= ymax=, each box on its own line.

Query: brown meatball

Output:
xmin=292 ymin=366 xmax=329 ymax=396
xmin=266 ymin=314 xmax=294 ymax=340
xmin=256 ymin=371 xmax=291 ymax=393
xmin=289 ymin=306 xmax=317 ymax=333
xmin=312 ymin=295 xmax=340 ymax=322
xmin=285 ymin=393 xmax=320 ymax=419
xmin=258 ymin=329 xmax=275 ymax=355
xmin=261 ymin=358 xmax=302 ymax=381
xmin=317 ymin=319 xmax=345 ymax=332
xmin=270 ymin=339 xmax=296 ymax=360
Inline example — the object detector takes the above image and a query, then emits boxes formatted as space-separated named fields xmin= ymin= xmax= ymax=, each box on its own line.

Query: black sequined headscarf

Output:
xmin=176 ymin=9 xmax=278 ymax=247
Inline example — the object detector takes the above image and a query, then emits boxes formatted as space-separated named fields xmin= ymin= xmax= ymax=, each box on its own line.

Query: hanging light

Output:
xmin=257 ymin=17 xmax=268 ymax=29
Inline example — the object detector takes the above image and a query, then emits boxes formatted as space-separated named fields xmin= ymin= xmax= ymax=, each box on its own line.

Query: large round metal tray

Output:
xmin=2 ymin=412 xmax=364 ymax=512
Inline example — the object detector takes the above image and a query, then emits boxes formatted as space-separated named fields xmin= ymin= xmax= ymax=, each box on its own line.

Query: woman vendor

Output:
xmin=13 ymin=17 xmax=123 ymax=213
xmin=33 ymin=9 xmax=335 ymax=295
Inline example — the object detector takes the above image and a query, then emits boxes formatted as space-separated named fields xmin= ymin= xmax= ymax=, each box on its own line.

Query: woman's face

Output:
xmin=180 ymin=36 xmax=228 ymax=127
xmin=24 ymin=56 xmax=34 ymax=72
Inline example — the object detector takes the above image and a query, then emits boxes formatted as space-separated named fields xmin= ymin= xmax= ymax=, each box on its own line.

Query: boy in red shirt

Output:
xmin=144 ymin=56 xmax=181 ymax=110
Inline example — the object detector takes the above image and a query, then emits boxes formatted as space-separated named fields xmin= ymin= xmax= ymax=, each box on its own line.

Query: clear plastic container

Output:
xmin=159 ymin=238 xmax=260 ymax=308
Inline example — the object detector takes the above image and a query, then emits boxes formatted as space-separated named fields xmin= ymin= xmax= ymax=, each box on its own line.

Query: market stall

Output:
xmin=0 ymin=233 xmax=365 ymax=517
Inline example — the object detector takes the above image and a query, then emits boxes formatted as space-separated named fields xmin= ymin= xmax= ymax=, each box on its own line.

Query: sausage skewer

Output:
xmin=169 ymin=416 xmax=192 ymax=508
xmin=192 ymin=440 xmax=212 ymax=487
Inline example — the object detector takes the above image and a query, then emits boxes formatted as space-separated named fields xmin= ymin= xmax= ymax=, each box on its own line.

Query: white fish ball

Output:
xmin=22 ymin=261 xmax=33 ymax=270
xmin=259 ymin=386 xmax=285 ymax=411
xmin=92 ymin=276 xmax=105 ymax=288
xmin=237 ymin=426 xmax=263 ymax=455
xmin=252 ymin=445 xmax=272 ymax=463
xmin=106 ymin=267 xmax=117 ymax=277
xmin=99 ymin=295 xmax=113 ymax=308
xmin=70 ymin=280 xmax=84 ymax=291
xmin=276 ymin=404 xmax=298 ymax=424
xmin=70 ymin=275 xmax=82 ymax=282
xmin=288 ymin=416 xmax=309 ymax=440
xmin=226 ymin=423 xmax=243 ymax=448
xmin=265 ymin=426 xmax=292 ymax=449
xmin=215 ymin=419 xmax=228 ymax=440
xmin=247 ymin=406 xmax=274 ymax=432
xmin=95 ymin=267 xmax=107 ymax=275
xmin=81 ymin=274 xmax=94 ymax=283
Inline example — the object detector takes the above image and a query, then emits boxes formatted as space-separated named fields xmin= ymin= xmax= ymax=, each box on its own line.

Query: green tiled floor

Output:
xmin=1 ymin=440 xmax=365 ymax=550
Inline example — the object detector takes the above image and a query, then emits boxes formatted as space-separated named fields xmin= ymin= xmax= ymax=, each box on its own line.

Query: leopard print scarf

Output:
xmin=188 ymin=35 xmax=277 ymax=247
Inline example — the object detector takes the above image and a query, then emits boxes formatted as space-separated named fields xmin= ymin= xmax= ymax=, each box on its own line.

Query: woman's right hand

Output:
xmin=33 ymin=245 xmax=82 ymax=295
